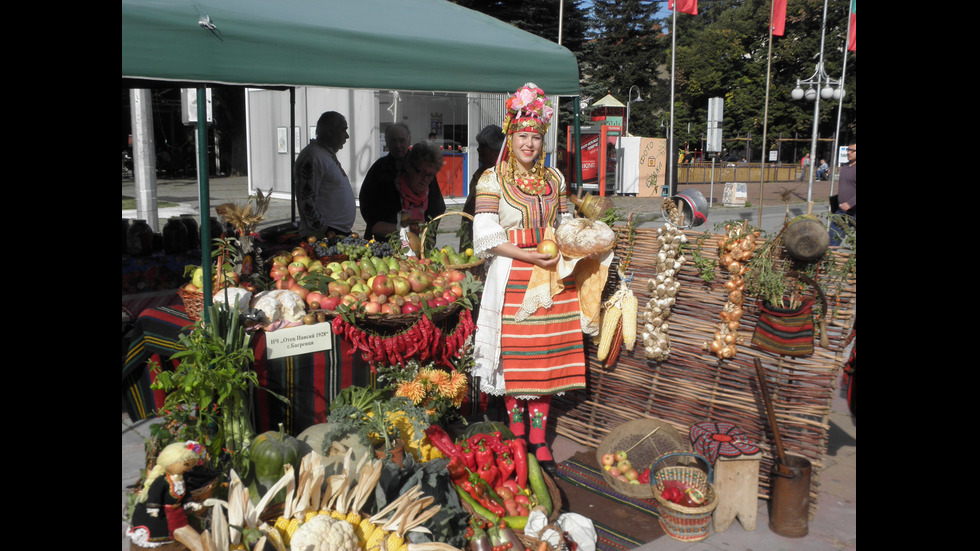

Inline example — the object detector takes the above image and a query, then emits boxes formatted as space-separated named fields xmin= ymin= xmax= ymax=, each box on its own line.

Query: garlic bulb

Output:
xmin=644 ymin=218 xmax=687 ymax=362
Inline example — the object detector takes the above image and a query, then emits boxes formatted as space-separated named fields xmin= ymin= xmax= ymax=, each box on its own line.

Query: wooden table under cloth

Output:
xmin=122 ymin=305 xmax=373 ymax=436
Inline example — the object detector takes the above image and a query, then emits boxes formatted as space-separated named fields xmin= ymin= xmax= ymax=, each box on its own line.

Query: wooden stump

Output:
xmin=712 ymin=452 xmax=762 ymax=532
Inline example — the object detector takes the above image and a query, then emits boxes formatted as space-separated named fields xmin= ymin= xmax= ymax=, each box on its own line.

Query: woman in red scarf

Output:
xmin=360 ymin=141 xmax=446 ymax=242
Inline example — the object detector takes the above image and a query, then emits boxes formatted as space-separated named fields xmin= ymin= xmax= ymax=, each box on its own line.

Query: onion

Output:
xmin=728 ymin=320 xmax=740 ymax=331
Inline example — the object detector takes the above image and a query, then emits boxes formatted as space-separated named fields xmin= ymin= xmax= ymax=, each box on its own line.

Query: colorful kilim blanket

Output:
xmin=122 ymin=305 xmax=371 ymax=435
xmin=555 ymin=455 xmax=662 ymax=550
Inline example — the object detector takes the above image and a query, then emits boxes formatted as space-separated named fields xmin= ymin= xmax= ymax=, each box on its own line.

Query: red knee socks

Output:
xmin=503 ymin=395 xmax=526 ymax=439
xmin=527 ymin=395 xmax=553 ymax=462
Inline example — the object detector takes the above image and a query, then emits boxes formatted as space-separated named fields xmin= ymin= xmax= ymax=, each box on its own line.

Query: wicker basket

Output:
xmin=177 ymin=286 xmax=206 ymax=321
xmin=518 ymin=522 xmax=569 ymax=551
xmin=596 ymin=418 xmax=690 ymax=499
xmin=651 ymin=451 xmax=718 ymax=542
xmin=459 ymin=470 xmax=563 ymax=533
xmin=421 ymin=212 xmax=485 ymax=272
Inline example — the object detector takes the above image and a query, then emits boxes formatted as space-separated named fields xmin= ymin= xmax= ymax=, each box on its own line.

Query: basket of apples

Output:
xmin=595 ymin=418 xmax=690 ymax=499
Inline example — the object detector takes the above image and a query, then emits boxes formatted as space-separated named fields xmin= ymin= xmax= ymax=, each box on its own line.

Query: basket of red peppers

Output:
xmin=425 ymin=425 xmax=561 ymax=538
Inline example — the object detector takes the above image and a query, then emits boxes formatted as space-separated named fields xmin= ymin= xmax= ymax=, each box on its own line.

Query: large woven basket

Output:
xmin=459 ymin=470 xmax=562 ymax=534
xmin=651 ymin=451 xmax=718 ymax=542
xmin=421 ymin=212 xmax=485 ymax=272
xmin=596 ymin=418 xmax=690 ymax=499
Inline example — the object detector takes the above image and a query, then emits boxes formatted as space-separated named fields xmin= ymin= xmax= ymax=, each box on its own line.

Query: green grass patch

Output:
xmin=122 ymin=196 xmax=179 ymax=209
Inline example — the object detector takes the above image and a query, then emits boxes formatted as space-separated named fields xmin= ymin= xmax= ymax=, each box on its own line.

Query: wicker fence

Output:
xmin=552 ymin=225 xmax=856 ymax=514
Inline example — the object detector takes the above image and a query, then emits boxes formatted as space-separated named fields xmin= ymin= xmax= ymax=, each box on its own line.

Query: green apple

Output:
xmin=191 ymin=267 xmax=205 ymax=288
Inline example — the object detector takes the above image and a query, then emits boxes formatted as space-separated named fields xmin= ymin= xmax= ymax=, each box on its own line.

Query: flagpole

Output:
xmin=668 ymin=7 xmax=677 ymax=197
xmin=758 ymin=1 xmax=776 ymax=227
xmin=829 ymin=1 xmax=853 ymax=199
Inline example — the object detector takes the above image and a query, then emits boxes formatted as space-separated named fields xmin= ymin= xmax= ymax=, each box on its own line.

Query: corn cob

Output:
xmin=357 ymin=517 xmax=378 ymax=544
xmin=621 ymin=288 xmax=638 ymax=351
xmin=263 ymin=528 xmax=287 ymax=551
xmin=597 ymin=303 xmax=622 ymax=361
xmin=386 ymin=530 xmax=406 ymax=551
xmin=604 ymin=316 xmax=624 ymax=366
xmin=364 ymin=521 xmax=388 ymax=550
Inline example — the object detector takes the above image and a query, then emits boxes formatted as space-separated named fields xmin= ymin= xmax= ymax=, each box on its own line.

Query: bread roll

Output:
xmin=555 ymin=218 xmax=616 ymax=258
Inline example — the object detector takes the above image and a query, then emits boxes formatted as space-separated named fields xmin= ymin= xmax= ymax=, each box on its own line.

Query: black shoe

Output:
xmin=527 ymin=442 xmax=559 ymax=476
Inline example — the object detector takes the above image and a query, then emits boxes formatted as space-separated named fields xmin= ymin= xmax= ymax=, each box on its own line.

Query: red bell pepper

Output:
xmin=467 ymin=432 xmax=490 ymax=449
xmin=509 ymin=438 xmax=528 ymax=489
xmin=474 ymin=441 xmax=494 ymax=471
xmin=479 ymin=460 xmax=500 ymax=489
xmin=460 ymin=441 xmax=478 ymax=471
xmin=496 ymin=451 xmax=515 ymax=483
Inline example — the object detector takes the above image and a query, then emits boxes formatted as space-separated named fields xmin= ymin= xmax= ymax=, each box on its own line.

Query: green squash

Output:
xmin=248 ymin=423 xmax=306 ymax=503
xmin=461 ymin=415 xmax=515 ymax=442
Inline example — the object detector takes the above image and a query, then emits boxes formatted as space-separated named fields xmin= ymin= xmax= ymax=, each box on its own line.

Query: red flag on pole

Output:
xmin=848 ymin=0 xmax=857 ymax=51
xmin=771 ymin=0 xmax=787 ymax=36
xmin=669 ymin=0 xmax=698 ymax=15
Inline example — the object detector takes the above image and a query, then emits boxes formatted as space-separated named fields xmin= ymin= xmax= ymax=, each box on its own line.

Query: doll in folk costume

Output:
xmin=127 ymin=441 xmax=206 ymax=551
xmin=471 ymin=83 xmax=607 ymax=474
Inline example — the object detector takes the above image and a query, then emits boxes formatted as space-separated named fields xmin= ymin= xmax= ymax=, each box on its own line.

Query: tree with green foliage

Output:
xmin=580 ymin=0 xmax=670 ymax=140
xmin=667 ymin=0 xmax=855 ymax=162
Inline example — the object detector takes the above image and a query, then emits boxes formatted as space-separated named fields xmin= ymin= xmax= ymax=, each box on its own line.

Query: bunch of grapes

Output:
xmin=368 ymin=240 xmax=395 ymax=258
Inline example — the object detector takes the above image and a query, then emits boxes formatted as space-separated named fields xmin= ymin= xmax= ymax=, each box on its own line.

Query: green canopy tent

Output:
xmin=122 ymin=0 xmax=581 ymax=315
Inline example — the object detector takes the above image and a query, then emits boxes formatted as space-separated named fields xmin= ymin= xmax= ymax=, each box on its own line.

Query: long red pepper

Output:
xmin=424 ymin=424 xmax=462 ymax=460
xmin=509 ymin=438 xmax=528 ymax=489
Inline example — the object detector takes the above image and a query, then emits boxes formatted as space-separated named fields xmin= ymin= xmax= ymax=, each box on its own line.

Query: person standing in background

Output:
xmin=799 ymin=153 xmax=811 ymax=181
xmin=461 ymin=124 xmax=504 ymax=249
xmin=829 ymin=143 xmax=856 ymax=246
xmin=359 ymin=141 xmax=446 ymax=243
xmin=359 ymin=123 xmax=413 ymax=239
xmin=295 ymin=111 xmax=355 ymax=238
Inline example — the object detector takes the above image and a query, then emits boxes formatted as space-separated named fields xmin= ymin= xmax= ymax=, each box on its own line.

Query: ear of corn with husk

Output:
xmin=596 ymin=274 xmax=637 ymax=363
xmin=199 ymin=446 xmax=457 ymax=551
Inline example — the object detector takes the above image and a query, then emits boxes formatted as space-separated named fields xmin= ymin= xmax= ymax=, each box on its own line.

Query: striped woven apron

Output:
xmin=500 ymin=227 xmax=587 ymax=396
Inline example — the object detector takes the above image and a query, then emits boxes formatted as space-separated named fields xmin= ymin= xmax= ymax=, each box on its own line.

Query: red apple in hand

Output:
xmin=537 ymin=239 xmax=559 ymax=259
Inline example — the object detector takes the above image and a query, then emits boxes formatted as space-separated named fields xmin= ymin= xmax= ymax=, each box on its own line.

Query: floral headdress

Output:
xmin=502 ymin=83 xmax=554 ymax=136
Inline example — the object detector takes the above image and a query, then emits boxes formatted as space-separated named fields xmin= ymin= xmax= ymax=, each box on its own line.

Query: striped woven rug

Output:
xmin=555 ymin=452 xmax=664 ymax=550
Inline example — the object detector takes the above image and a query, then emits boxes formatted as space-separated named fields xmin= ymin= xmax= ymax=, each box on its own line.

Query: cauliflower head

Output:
xmin=288 ymin=515 xmax=358 ymax=551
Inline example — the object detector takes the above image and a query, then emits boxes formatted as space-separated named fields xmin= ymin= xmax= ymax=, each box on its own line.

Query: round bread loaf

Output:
xmin=556 ymin=218 xmax=616 ymax=258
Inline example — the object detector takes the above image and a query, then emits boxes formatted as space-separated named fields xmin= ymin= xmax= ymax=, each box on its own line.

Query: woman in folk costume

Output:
xmin=472 ymin=83 xmax=602 ymax=474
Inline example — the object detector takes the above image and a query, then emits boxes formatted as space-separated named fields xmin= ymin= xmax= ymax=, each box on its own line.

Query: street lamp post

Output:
xmin=790 ymin=0 xmax=842 ymax=208
xmin=625 ymin=85 xmax=642 ymax=137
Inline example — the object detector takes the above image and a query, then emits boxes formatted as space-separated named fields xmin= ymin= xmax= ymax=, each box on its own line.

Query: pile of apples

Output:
xmin=268 ymin=245 xmax=468 ymax=315
xmin=182 ymin=262 xmax=256 ymax=294
xmin=601 ymin=450 xmax=651 ymax=485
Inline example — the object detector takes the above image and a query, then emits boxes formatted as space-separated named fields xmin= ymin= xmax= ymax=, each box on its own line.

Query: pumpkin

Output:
xmin=248 ymin=423 xmax=306 ymax=503
xmin=461 ymin=415 xmax=516 ymax=442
